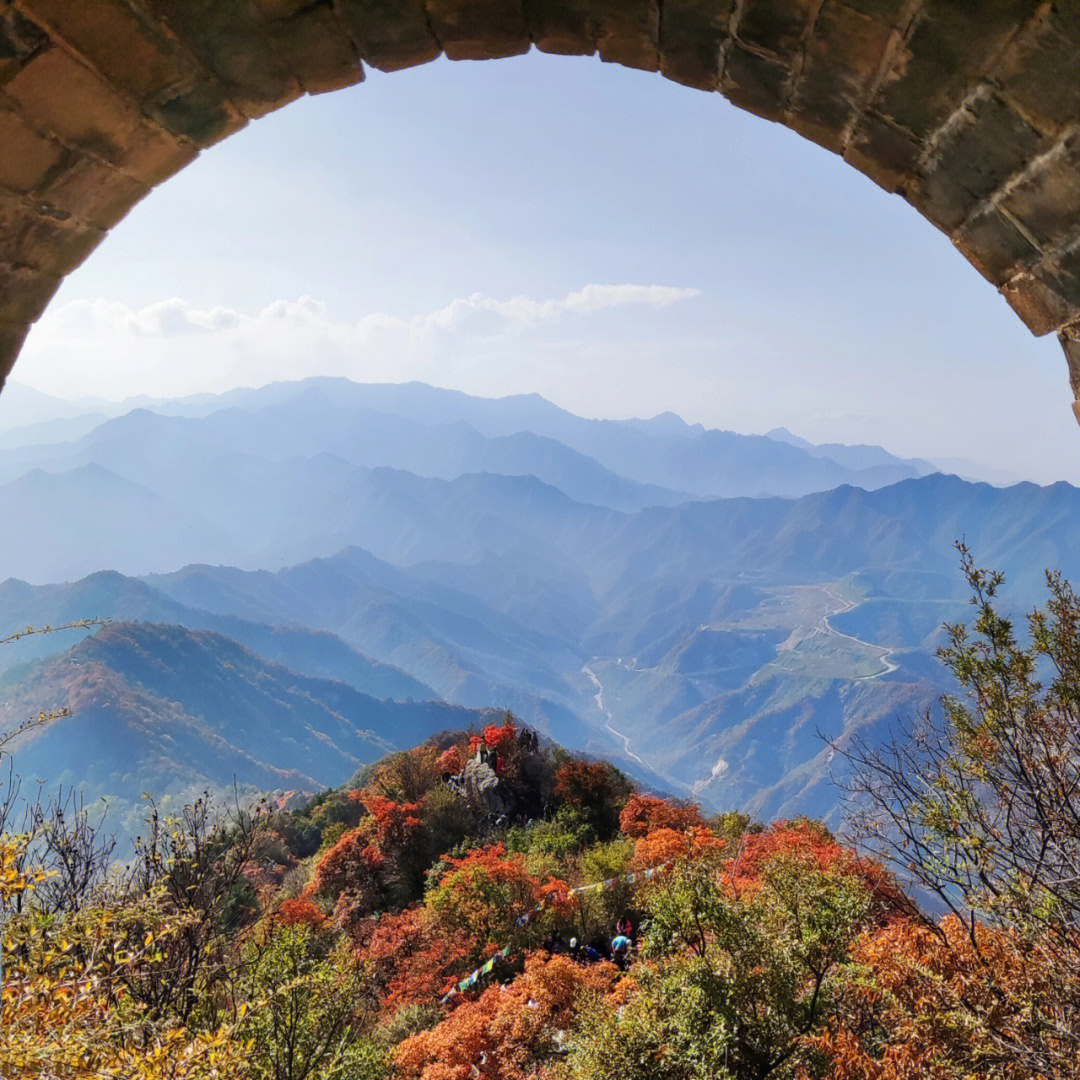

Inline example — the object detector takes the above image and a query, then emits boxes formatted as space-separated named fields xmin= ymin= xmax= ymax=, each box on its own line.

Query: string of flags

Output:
xmin=439 ymin=861 xmax=670 ymax=1004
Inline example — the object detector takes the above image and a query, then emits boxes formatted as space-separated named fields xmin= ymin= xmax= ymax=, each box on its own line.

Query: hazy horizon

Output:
xmin=0 ymin=373 xmax=1022 ymax=489
xmin=6 ymin=52 xmax=1077 ymax=484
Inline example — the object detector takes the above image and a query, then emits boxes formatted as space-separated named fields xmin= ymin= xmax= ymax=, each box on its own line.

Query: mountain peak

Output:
xmin=764 ymin=426 xmax=812 ymax=449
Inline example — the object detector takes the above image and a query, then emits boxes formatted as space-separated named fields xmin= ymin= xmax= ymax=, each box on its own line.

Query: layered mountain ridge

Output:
xmin=1 ymin=379 xmax=1073 ymax=829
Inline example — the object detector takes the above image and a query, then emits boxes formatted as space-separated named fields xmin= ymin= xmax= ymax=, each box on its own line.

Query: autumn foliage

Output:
xmin=552 ymin=759 xmax=631 ymax=837
xmin=426 ymin=843 xmax=572 ymax=959
xmin=0 ymin=836 xmax=249 ymax=1080
xmin=816 ymin=916 xmax=1053 ymax=1080
xmin=631 ymin=824 xmax=725 ymax=869
xmin=436 ymin=745 xmax=464 ymax=775
xmin=360 ymin=793 xmax=425 ymax=849
xmin=554 ymin=761 xmax=621 ymax=808
xmin=5 ymin=701 xmax=1072 ymax=1080
xmin=618 ymin=793 xmax=704 ymax=838
xmin=468 ymin=719 xmax=518 ymax=757
xmin=275 ymin=896 xmax=327 ymax=928
xmin=0 ymin=734 xmax=1019 ymax=1080
xmin=395 ymin=953 xmax=621 ymax=1080
xmin=725 ymin=820 xmax=905 ymax=914
xmin=357 ymin=906 xmax=478 ymax=1012
xmin=311 ymin=825 xmax=386 ymax=908
xmin=483 ymin=721 xmax=518 ymax=752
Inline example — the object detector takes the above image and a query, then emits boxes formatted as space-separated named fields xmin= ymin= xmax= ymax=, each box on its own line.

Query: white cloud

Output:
xmin=427 ymin=284 xmax=700 ymax=329
xmin=16 ymin=285 xmax=700 ymax=400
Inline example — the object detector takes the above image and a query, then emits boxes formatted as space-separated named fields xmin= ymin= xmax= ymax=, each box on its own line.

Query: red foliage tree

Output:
xmin=356 ymin=907 xmax=478 ymax=1012
xmin=619 ymin=793 xmax=704 ymax=838
xmin=469 ymin=722 xmax=518 ymax=757
xmin=359 ymin=792 xmax=425 ymax=851
xmin=310 ymin=826 xmax=386 ymax=917
xmin=436 ymin=746 xmax=464 ymax=775
xmin=426 ymin=844 xmax=571 ymax=962
xmin=554 ymin=761 xmax=612 ymax=806
xmin=273 ymin=897 xmax=326 ymax=929
xmin=483 ymin=722 xmax=517 ymax=752
xmin=553 ymin=760 xmax=630 ymax=836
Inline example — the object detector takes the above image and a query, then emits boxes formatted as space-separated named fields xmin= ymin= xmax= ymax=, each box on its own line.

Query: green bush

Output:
xmin=507 ymin=806 xmax=595 ymax=858
xmin=240 ymin=923 xmax=381 ymax=1080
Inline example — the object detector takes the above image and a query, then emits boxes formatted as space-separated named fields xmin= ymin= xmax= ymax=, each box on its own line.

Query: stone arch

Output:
xmin=3 ymin=1 xmax=1080 ymax=416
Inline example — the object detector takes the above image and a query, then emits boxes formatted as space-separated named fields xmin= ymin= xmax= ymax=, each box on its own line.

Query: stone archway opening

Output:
xmin=3 ymin=1 xmax=1080 ymax=420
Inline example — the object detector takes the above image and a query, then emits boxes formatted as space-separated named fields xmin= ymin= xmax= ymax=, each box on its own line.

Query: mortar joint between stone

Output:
xmin=418 ymin=1 xmax=446 ymax=56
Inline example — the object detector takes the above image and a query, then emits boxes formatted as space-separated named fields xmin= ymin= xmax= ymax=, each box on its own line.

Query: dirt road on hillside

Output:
xmin=819 ymin=586 xmax=899 ymax=678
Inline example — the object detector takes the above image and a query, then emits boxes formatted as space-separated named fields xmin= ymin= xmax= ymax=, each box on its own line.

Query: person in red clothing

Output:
xmin=616 ymin=913 xmax=633 ymax=941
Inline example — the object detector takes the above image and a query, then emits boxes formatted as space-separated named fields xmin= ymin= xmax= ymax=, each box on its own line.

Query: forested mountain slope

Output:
xmin=1 ymin=621 xmax=493 ymax=836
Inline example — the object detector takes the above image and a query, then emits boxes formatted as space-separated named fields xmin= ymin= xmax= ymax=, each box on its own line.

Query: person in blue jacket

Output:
xmin=611 ymin=933 xmax=632 ymax=969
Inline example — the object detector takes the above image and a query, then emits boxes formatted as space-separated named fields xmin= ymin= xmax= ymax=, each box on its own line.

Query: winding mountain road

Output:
xmin=819 ymin=586 xmax=899 ymax=679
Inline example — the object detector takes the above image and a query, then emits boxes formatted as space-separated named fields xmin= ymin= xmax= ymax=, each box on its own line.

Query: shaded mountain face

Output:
xmin=1 ymin=380 xmax=1073 ymax=827
xmin=0 ymin=571 xmax=434 ymax=704
xmin=0 ymin=621 xmax=494 ymax=838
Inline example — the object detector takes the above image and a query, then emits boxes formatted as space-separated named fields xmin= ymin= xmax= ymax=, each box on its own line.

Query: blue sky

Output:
xmin=11 ymin=52 xmax=1079 ymax=483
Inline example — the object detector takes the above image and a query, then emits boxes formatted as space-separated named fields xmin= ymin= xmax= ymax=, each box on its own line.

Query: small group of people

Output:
xmin=474 ymin=727 xmax=537 ymax=772
xmin=544 ymin=913 xmax=636 ymax=970
xmin=516 ymin=726 xmax=540 ymax=753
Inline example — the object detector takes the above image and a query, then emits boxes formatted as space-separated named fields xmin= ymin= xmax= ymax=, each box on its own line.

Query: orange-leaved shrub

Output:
xmin=426 ymin=844 xmax=572 ymax=963
xmin=814 ymin=915 xmax=1047 ymax=1080
xmin=395 ymin=953 xmax=621 ymax=1080
xmin=274 ymin=896 xmax=327 ymax=928
xmin=727 ymin=820 xmax=904 ymax=914
xmin=631 ymin=825 xmax=726 ymax=870
xmin=619 ymin=793 xmax=704 ymax=838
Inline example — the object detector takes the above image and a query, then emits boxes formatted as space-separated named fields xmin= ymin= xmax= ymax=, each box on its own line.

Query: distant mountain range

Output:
xmin=766 ymin=427 xmax=1020 ymax=487
xmin=1 ymin=379 xmax=1074 ymax=827
xmin=0 ymin=379 xmax=953 ymax=544
xmin=0 ymin=378 xmax=1043 ymax=586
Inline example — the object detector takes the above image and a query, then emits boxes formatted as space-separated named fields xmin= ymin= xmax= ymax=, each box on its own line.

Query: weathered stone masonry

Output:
xmin=3 ymin=1 xmax=1080 ymax=417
